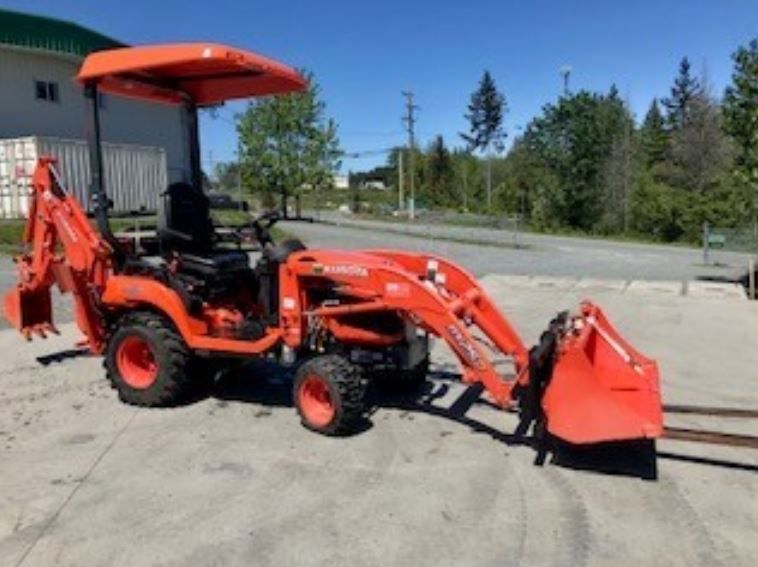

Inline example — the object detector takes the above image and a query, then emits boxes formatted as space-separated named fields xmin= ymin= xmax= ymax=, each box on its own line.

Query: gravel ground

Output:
xmin=0 ymin=276 xmax=756 ymax=567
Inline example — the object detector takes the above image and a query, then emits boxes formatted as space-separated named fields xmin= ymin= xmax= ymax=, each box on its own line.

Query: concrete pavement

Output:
xmin=1 ymin=277 xmax=757 ymax=566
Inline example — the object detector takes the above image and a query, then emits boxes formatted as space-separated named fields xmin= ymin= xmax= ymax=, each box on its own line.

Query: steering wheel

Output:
xmin=244 ymin=210 xmax=280 ymax=248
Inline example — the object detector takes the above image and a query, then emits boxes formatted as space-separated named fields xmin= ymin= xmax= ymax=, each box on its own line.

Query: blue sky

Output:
xmin=5 ymin=1 xmax=758 ymax=173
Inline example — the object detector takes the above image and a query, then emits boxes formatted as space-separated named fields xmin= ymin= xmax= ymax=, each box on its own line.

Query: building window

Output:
xmin=34 ymin=81 xmax=60 ymax=103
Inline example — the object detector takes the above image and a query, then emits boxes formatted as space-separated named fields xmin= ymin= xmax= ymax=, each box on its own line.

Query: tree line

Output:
xmin=226 ymin=38 xmax=757 ymax=243
xmin=392 ymin=38 xmax=757 ymax=242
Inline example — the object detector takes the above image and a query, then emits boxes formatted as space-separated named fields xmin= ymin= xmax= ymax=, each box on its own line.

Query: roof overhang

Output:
xmin=76 ymin=43 xmax=307 ymax=105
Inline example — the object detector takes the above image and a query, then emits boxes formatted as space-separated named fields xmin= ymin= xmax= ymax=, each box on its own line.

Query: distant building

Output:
xmin=333 ymin=174 xmax=349 ymax=189
xmin=0 ymin=8 xmax=189 ymax=183
xmin=361 ymin=179 xmax=388 ymax=191
xmin=349 ymin=166 xmax=392 ymax=191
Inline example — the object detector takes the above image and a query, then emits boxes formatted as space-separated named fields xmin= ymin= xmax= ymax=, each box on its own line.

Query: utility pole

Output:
xmin=236 ymin=143 xmax=244 ymax=212
xmin=207 ymin=149 xmax=214 ymax=189
xmin=402 ymin=90 xmax=418 ymax=220
xmin=398 ymin=150 xmax=404 ymax=211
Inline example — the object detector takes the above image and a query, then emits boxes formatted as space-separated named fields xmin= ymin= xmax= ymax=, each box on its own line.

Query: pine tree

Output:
xmin=640 ymin=98 xmax=668 ymax=167
xmin=662 ymin=57 xmax=701 ymax=130
xmin=461 ymin=71 xmax=507 ymax=211
xmin=425 ymin=136 xmax=455 ymax=206
xmin=599 ymin=90 xmax=635 ymax=233
xmin=607 ymin=83 xmax=621 ymax=103
xmin=668 ymin=87 xmax=731 ymax=194
xmin=723 ymin=38 xmax=758 ymax=234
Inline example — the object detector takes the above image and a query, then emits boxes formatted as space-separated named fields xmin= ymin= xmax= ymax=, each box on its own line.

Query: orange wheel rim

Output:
xmin=116 ymin=335 xmax=158 ymax=389
xmin=298 ymin=374 xmax=335 ymax=427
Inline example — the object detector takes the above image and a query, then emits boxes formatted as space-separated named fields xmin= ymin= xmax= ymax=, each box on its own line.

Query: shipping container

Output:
xmin=0 ymin=136 xmax=167 ymax=219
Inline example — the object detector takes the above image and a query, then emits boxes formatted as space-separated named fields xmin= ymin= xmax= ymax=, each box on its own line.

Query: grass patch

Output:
xmin=356 ymin=210 xmax=703 ymax=250
xmin=317 ymin=218 xmax=530 ymax=250
xmin=0 ymin=220 xmax=26 ymax=254
xmin=298 ymin=188 xmax=397 ymax=212
xmin=1 ymin=213 xmax=297 ymax=256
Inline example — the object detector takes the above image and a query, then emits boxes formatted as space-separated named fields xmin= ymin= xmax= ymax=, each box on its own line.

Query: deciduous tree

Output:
xmin=236 ymin=71 xmax=340 ymax=213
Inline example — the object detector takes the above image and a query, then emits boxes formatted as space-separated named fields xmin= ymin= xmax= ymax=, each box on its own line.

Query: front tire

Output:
xmin=105 ymin=311 xmax=191 ymax=406
xmin=293 ymin=354 xmax=368 ymax=436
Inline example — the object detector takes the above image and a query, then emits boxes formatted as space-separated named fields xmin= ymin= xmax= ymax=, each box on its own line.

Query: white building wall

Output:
xmin=0 ymin=47 xmax=189 ymax=184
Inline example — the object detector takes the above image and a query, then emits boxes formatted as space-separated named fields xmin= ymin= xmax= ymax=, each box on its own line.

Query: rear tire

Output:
xmin=293 ymin=354 xmax=368 ymax=436
xmin=105 ymin=311 xmax=191 ymax=406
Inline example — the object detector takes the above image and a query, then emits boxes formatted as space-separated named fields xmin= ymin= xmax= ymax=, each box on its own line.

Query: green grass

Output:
xmin=298 ymin=188 xmax=398 ymax=212
xmin=209 ymin=210 xmax=296 ymax=242
xmin=357 ymin=209 xmax=704 ymax=250
xmin=0 ymin=219 xmax=25 ymax=254
xmin=523 ymin=223 xmax=701 ymax=249
xmin=0 ymin=213 xmax=296 ymax=256
xmin=319 ymin=216 xmax=530 ymax=250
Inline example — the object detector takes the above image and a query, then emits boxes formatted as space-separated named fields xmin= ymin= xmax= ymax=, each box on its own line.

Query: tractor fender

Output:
xmin=102 ymin=275 xmax=208 ymax=341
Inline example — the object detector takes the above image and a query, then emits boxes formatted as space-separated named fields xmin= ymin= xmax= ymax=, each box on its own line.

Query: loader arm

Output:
xmin=3 ymin=158 xmax=112 ymax=351
xmin=365 ymin=250 xmax=530 ymax=370
xmin=283 ymin=250 xmax=529 ymax=406
xmin=283 ymin=249 xmax=663 ymax=444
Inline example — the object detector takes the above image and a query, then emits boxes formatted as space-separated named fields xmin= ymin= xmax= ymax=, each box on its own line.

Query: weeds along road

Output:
xmin=282 ymin=215 xmax=753 ymax=282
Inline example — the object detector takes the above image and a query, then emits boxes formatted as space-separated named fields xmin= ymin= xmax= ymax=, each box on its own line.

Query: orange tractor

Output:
xmin=2 ymin=43 xmax=662 ymax=450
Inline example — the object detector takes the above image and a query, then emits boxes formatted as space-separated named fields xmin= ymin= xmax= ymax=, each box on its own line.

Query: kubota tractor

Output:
xmin=2 ymin=43 xmax=663 ymax=450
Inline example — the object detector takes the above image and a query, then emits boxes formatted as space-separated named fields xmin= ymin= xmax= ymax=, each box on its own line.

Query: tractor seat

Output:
xmin=179 ymin=251 xmax=250 ymax=277
xmin=158 ymin=181 xmax=250 ymax=275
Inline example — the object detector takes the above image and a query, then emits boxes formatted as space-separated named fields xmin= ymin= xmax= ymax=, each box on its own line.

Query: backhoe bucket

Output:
xmin=3 ymin=286 xmax=54 ymax=339
xmin=541 ymin=303 xmax=663 ymax=445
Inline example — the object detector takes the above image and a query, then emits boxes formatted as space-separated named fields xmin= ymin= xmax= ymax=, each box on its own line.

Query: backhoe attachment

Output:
xmin=3 ymin=158 xmax=111 ymax=351
xmin=4 ymin=284 xmax=55 ymax=340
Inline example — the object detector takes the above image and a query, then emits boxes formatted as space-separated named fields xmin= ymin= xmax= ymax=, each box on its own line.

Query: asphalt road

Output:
xmin=282 ymin=215 xmax=754 ymax=282
xmin=1 ymin=276 xmax=756 ymax=566
xmin=1 ymin=219 xmax=751 ymax=331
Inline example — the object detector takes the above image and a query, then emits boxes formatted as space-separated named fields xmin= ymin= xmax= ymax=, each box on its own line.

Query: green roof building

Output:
xmin=0 ymin=9 xmax=189 ymax=217
xmin=0 ymin=8 xmax=124 ymax=60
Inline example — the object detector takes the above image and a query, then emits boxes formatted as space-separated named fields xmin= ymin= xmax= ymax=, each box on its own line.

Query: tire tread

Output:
xmin=104 ymin=311 xmax=191 ymax=406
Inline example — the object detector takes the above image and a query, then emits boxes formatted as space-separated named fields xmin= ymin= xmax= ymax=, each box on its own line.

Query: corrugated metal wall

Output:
xmin=0 ymin=137 xmax=35 ymax=218
xmin=0 ymin=136 xmax=167 ymax=218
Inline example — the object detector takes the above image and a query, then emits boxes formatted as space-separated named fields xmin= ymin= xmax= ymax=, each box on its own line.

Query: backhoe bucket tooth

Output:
xmin=541 ymin=303 xmax=663 ymax=445
xmin=3 ymin=287 xmax=53 ymax=338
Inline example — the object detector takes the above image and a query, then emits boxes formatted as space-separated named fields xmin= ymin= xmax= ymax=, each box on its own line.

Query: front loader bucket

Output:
xmin=3 ymin=286 xmax=54 ymax=339
xmin=541 ymin=303 xmax=663 ymax=445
